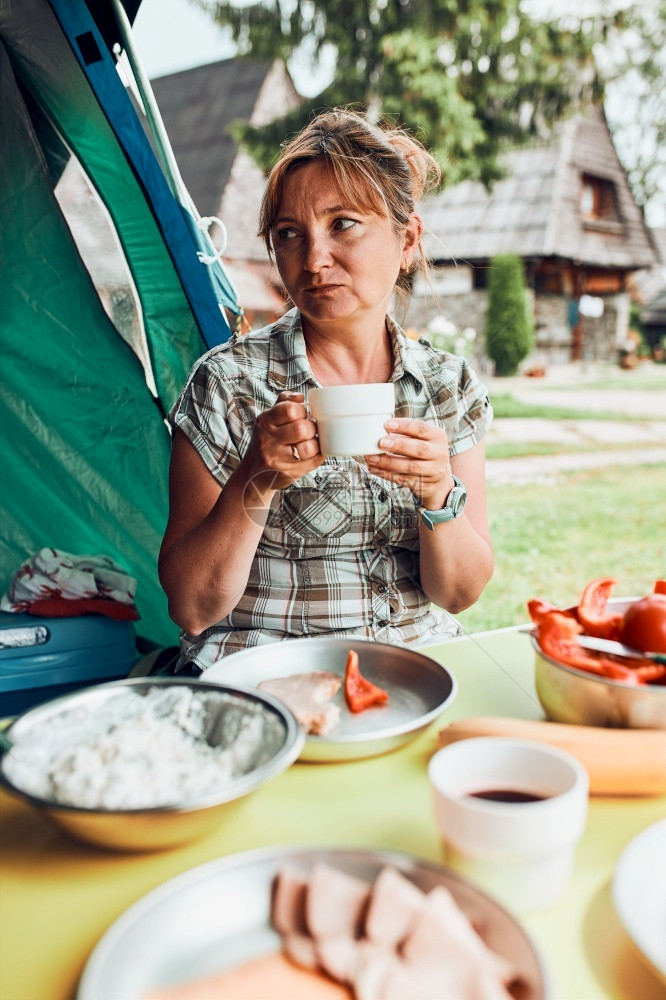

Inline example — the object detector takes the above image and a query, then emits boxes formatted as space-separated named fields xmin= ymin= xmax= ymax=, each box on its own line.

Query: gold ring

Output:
xmin=291 ymin=445 xmax=301 ymax=462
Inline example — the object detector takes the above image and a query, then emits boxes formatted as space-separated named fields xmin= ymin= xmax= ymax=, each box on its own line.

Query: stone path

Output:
xmin=482 ymin=362 xmax=666 ymax=483
xmin=486 ymin=444 xmax=666 ymax=484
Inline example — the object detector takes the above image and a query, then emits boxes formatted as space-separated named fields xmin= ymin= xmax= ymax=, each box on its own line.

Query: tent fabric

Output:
xmin=49 ymin=0 xmax=240 ymax=355
xmin=0 ymin=0 xmax=246 ymax=645
xmin=0 ymin=39 xmax=175 ymax=644
xmin=2 ymin=0 xmax=223 ymax=409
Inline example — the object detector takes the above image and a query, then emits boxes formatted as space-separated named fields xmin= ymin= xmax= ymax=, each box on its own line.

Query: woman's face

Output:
xmin=271 ymin=160 xmax=421 ymax=330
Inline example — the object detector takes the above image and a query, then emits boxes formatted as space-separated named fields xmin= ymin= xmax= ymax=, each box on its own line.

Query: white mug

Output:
xmin=309 ymin=383 xmax=395 ymax=457
xmin=428 ymin=737 xmax=589 ymax=913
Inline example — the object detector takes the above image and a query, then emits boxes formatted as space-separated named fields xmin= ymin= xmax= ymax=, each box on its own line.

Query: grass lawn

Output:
xmin=490 ymin=393 xmax=629 ymax=421
xmin=485 ymin=440 xmax=643 ymax=460
xmin=453 ymin=464 xmax=665 ymax=635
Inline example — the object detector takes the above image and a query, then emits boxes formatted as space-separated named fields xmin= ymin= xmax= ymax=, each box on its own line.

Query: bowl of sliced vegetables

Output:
xmin=528 ymin=579 xmax=666 ymax=730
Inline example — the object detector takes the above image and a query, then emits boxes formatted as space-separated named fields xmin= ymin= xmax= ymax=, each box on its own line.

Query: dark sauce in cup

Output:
xmin=469 ymin=789 xmax=548 ymax=803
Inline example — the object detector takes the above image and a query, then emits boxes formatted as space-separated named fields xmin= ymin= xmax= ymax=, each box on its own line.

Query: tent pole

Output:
xmin=108 ymin=0 xmax=241 ymax=319
xmin=109 ymin=0 xmax=191 ymax=208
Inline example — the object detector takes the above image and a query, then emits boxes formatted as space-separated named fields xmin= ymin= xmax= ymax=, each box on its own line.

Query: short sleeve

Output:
xmin=168 ymin=357 xmax=241 ymax=487
xmin=449 ymin=360 xmax=493 ymax=456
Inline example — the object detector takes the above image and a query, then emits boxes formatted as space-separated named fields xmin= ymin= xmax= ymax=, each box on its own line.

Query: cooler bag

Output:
xmin=0 ymin=612 xmax=139 ymax=716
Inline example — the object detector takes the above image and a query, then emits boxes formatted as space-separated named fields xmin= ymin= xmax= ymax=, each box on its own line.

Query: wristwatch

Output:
xmin=419 ymin=476 xmax=467 ymax=530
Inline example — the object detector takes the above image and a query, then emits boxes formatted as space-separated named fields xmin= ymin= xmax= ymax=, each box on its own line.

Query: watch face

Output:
xmin=450 ymin=486 xmax=467 ymax=517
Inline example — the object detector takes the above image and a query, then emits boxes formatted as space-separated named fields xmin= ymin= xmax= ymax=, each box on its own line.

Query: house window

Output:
xmin=580 ymin=174 xmax=620 ymax=223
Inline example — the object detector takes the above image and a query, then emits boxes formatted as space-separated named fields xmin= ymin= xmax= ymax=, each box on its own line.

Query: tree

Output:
xmin=204 ymin=0 xmax=601 ymax=186
xmin=594 ymin=0 xmax=666 ymax=223
xmin=484 ymin=255 xmax=533 ymax=376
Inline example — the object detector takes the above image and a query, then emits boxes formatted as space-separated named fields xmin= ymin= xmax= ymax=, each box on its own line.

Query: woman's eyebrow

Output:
xmin=273 ymin=204 xmax=359 ymax=226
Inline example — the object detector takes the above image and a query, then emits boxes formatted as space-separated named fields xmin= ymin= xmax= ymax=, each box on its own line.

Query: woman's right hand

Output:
xmin=241 ymin=391 xmax=324 ymax=492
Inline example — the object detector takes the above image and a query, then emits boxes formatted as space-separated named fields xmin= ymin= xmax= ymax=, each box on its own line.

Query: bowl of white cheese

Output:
xmin=0 ymin=677 xmax=304 ymax=851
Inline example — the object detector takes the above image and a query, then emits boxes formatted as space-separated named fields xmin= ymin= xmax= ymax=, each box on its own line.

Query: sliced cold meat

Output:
xmin=364 ymin=866 xmax=425 ymax=947
xmin=306 ymin=862 xmax=370 ymax=938
xmin=316 ymin=936 xmax=392 ymax=990
xmin=271 ymin=864 xmax=520 ymax=1000
xmin=258 ymin=671 xmax=342 ymax=735
xmin=402 ymin=886 xmax=515 ymax=986
xmin=376 ymin=957 xmax=514 ymax=1000
xmin=272 ymin=867 xmax=309 ymax=935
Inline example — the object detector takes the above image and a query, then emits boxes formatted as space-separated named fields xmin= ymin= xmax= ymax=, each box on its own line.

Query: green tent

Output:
xmin=1 ymin=0 xmax=240 ymax=645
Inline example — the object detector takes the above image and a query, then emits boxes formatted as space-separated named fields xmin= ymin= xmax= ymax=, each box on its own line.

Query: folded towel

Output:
xmin=0 ymin=548 xmax=140 ymax=620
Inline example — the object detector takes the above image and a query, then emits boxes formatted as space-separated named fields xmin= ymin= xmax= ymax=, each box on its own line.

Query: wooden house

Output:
xmin=150 ymin=57 xmax=301 ymax=328
xmin=408 ymin=108 xmax=657 ymax=366
xmin=629 ymin=227 xmax=666 ymax=358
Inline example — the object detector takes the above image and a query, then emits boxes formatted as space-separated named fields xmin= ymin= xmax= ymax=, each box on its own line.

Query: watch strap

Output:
xmin=419 ymin=475 xmax=467 ymax=531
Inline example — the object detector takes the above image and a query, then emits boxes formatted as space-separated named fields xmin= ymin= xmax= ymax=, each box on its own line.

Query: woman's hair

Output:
xmin=258 ymin=108 xmax=441 ymax=296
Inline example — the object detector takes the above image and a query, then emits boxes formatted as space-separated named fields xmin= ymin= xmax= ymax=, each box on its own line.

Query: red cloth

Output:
xmin=27 ymin=597 xmax=140 ymax=621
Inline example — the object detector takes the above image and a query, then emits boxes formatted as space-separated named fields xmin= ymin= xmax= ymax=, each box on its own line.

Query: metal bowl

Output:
xmin=532 ymin=598 xmax=666 ymax=730
xmin=0 ymin=677 xmax=304 ymax=851
xmin=206 ymin=636 xmax=457 ymax=761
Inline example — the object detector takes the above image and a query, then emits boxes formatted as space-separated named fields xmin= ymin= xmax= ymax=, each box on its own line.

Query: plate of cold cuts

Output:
xmin=78 ymin=845 xmax=549 ymax=1000
xmin=204 ymin=637 xmax=457 ymax=761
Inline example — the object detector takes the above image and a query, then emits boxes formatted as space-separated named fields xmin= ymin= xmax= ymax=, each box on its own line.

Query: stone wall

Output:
xmin=405 ymin=290 xmax=487 ymax=338
xmin=405 ymin=286 xmax=631 ymax=369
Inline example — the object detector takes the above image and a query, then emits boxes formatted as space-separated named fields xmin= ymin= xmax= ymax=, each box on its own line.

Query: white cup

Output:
xmin=309 ymin=383 xmax=394 ymax=457
xmin=428 ymin=737 xmax=589 ymax=913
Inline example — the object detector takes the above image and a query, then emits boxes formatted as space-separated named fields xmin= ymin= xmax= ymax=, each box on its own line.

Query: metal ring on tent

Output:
xmin=196 ymin=216 xmax=229 ymax=263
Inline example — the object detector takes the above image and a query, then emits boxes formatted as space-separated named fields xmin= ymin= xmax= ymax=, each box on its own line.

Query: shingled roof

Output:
xmin=149 ymin=58 xmax=275 ymax=219
xmin=421 ymin=108 xmax=656 ymax=272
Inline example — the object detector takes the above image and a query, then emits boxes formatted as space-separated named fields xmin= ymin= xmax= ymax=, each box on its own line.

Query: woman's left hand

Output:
xmin=365 ymin=417 xmax=454 ymax=510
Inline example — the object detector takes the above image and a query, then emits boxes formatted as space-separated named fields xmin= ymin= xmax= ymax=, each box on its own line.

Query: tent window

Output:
xmin=54 ymin=156 xmax=157 ymax=395
xmin=75 ymin=32 xmax=103 ymax=66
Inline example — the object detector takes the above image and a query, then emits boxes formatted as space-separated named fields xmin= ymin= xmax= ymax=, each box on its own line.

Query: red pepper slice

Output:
xmin=344 ymin=650 xmax=389 ymax=713
xmin=527 ymin=599 xmax=561 ymax=625
xmin=527 ymin=599 xmax=576 ymax=625
xmin=535 ymin=610 xmax=640 ymax=683
xmin=636 ymin=663 xmax=666 ymax=684
xmin=576 ymin=577 xmax=623 ymax=640
xmin=654 ymin=580 xmax=666 ymax=595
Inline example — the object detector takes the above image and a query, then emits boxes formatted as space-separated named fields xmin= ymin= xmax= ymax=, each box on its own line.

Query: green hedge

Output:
xmin=484 ymin=254 xmax=534 ymax=376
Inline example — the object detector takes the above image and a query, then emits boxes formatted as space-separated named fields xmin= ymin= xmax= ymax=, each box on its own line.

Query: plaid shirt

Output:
xmin=168 ymin=309 xmax=492 ymax=669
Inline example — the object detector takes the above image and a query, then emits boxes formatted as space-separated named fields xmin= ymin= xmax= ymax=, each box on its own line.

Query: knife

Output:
xmin=575 ymin=636 xmax=666 ymax=664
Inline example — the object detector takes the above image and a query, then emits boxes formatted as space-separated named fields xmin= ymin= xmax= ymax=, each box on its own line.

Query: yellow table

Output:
xmin=1 ymin=628 xmax=664 ymax=1000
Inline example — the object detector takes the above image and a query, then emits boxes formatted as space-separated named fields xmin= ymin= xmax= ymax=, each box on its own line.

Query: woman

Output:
xmin=159 ymin=109 xmax=494 ymax=672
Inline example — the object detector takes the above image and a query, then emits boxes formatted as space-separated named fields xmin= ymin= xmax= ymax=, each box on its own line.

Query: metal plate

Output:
xmin=206 ymin=637 xmax=457 ymax=761
xmin=77 ymin=846 xmax=549 ymax=1000
xmin=612 ymin=819 xmax=666 ymax=983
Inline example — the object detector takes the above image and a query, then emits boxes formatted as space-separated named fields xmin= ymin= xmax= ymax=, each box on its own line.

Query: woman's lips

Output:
xmin=304 ymin=284 xmax=342 ymax=294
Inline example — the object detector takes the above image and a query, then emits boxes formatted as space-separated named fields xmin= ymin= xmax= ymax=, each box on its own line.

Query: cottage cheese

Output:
xmin=4 ymin=686 xmax=284 ymax=809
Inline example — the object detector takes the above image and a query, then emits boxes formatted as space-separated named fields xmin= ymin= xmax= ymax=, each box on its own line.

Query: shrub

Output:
xmin=484 ymin=254 xmax=534 ymax=376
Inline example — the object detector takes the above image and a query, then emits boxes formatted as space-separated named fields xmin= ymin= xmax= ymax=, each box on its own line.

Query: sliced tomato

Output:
xmin=344 ymin=650 xmax=389 ymax=713
xmin=618 ymin=594 xmax=666 ymax=653
xmin=576 ymin=577 xmax=623 ymax=640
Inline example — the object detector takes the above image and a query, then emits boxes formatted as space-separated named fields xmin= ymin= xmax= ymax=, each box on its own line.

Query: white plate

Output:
xmin=612 ymin=819 xmax=666 ymax=982
xmin=206 ymin=637 xmax=457 ymax=761
xmin=78 ymin=846 xmax=549 ymax=1000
